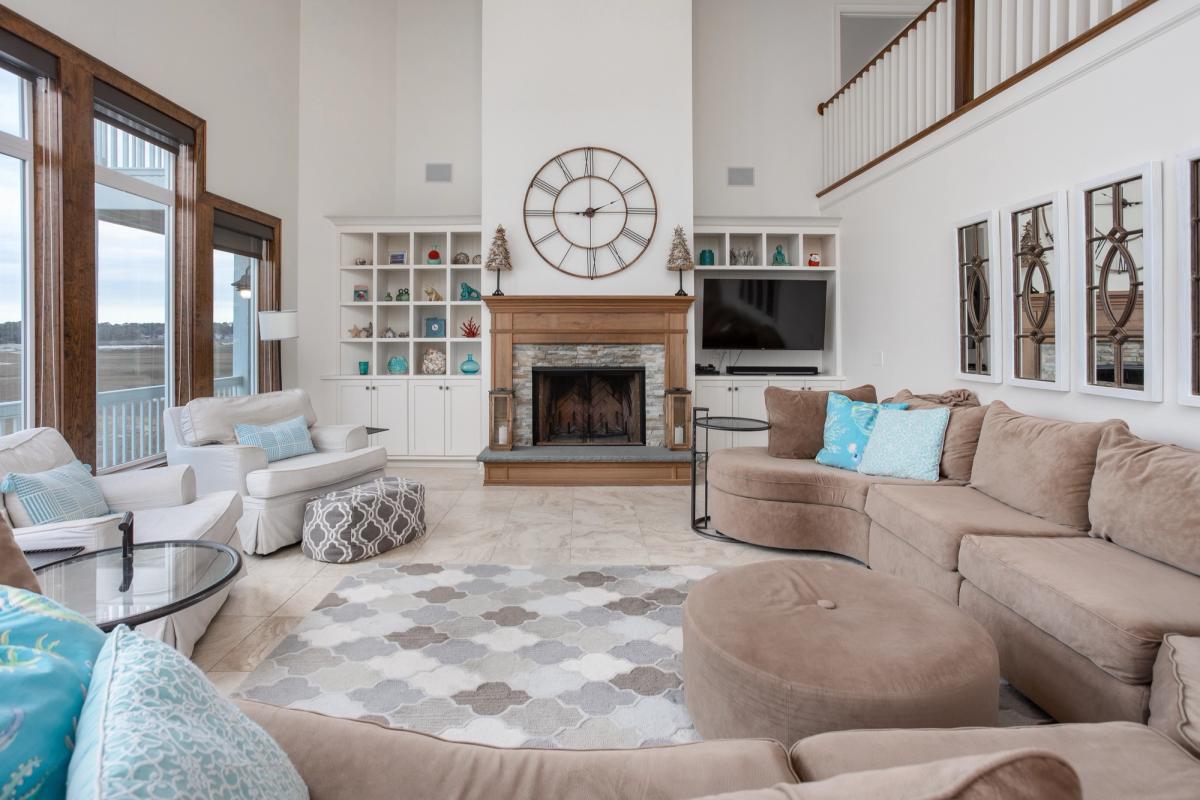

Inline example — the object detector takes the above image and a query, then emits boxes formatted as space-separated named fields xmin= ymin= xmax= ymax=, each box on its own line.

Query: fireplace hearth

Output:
xmin=533 ymin=367 xmax=646 ymax=446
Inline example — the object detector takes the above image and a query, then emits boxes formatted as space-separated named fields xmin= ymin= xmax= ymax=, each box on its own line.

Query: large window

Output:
xmin=213 ymin=248 xmax=256 ymax=397
xmin=1007 ymin=195 xmax=1069 ymax=391
xmin=95 ymin=119 xmax=174 ymax=470
xmin=0 ymin=67 xmax=30 ymax=436
xmin=955 ymin=215 xmax=999 ymax=382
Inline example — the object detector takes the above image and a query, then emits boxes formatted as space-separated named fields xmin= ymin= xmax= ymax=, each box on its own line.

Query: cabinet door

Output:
xmin=374 ymin=383 xmax=409 ymax=456
xmin=336 ymin=381 xmax=374 ymax=428
xmin=444 ymin=380 xmax=483 ymax=456
xmin=768 ymin=378 xmax=809 ymax=392
xmin=409 ymin=380 xmax=447 ymax=456
xmin=694 ymin=380 xmax=733 ymax=452
xmin=732 ymin=380 xmax=770 ymax=448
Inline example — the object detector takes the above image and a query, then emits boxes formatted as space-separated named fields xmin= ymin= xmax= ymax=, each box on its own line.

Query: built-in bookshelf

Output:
xmin=333 ymin=224 xmax=485 ymax=379
xmin=692 ymin=223 xmax=839 ymax=270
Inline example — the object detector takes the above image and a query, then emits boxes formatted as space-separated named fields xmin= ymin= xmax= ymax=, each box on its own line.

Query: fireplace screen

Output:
xmin=533 ymin=367 xmax=646 ymax=445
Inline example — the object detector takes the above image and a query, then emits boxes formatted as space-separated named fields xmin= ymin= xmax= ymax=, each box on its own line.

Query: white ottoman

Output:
xmin=302 ymin=477 xmax=425 ymax=563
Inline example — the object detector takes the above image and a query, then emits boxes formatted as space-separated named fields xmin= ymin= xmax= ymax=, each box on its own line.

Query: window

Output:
xmin=95 ymin=119 xmax=174 ymax=470
xmin=213 ymin=249 xmax=256 ymax=397
xmin=1006 ymin=194 xmax=1069 ymax=391
xmin=955 ymin=214 xmax=1000 ymax=382
xmin=1077 ymin=163 xmax=1161 ymax=401
xmin=0 ymin=66 xmax=30 ymax=436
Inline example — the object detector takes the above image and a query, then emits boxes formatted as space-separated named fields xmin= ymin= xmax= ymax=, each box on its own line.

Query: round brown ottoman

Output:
xmin=683 ymin=560 xmax=998 ymax=746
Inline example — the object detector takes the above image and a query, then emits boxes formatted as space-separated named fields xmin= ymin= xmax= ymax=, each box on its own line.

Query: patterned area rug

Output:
xmin=236 ymin=562 xmax=1050 ymax=748
xmin=237 ymin=564 xmax=716 ymax=748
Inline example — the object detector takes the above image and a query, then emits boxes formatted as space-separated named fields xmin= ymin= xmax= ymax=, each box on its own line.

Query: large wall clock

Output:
xmin=523 ymin=146 xmax=657 ymax=279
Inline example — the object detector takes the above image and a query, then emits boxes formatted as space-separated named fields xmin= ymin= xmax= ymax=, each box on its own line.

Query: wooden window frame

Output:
xmin=953 ymin=210 xmax=1002 ymax=384
xmin=1178 ymin=149 xmax=1200 ymax=408
xmin=1002 ymin=191 xmax=1070 ymax=392
xmin=1073 ymin=162 xmax=1162 ymax=403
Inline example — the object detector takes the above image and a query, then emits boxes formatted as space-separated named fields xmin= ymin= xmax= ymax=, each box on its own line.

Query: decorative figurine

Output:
xmin=459 ymin=282 xmax=481 ymax=301
xmin=459 ymin=353 xmax=480 ymax=375
xmin=353 ymin=284 xmax=369 ymax=302
xmin=387 ymin=355 xmax=408 ymax=375
xmin=471 ymin=254 xmax=482 ymax=264
xmin=347 ymin=324 xmax=363 ymax=339
xmin=362 ymin=321 xmax=373 ymax=339
xmin=452 ymin=252 xmax=470 ymax=264
xmin=460 ymin=317 xmax=481 ymax=338
xmin=422 ymin=347 xmax=447 ymax=375
xmin=665 ymin=225 xmax=694 ymax=297
xmin=772 ymin=245 xmax=789 ymax=266
xmin=807 ymin=252 xmax=822 ymax=267
xmin=485 ymin=225 xmax=512 ymax=295
xmin=383 ymin=290 xmax=393 ymax=301
xmin=424 ymin=317 xmax=446 ymax=337
xmin=383 ymin=326 xmax=399 ymax=339
xmin=397 ymin=288 xmax=410 ymax=301
xmin=427 ymin=247 xmax=442 ymax=265
xmin=354 ymin=257 xmax=368 ymax=266
xmin=424 ymin=286 xmax=444 ymax=302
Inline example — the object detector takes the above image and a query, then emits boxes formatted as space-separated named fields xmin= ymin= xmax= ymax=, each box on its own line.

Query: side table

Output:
xmin=691 ymin=408 xmax=770 ymax=544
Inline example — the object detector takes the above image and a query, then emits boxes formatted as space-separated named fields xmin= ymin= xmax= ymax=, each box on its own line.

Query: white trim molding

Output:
xmin=1002 ymin=191 xmax=1071 ymax=392
xmin=1072 ymin=161 xmax=1163 ymax=403
xmin=1178 ymin=148 xmax=1200 ymax=408
xmin=953 ymin=210 xmax=1003 ymax=384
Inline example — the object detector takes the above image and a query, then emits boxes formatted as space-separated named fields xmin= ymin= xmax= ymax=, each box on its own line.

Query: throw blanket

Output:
xmin=883 ymin=388 xmax=980 ymax=407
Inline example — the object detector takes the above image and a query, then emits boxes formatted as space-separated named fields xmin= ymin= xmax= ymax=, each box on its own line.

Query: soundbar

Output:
xmin=725 ymin=366 xmax=819 ymax=376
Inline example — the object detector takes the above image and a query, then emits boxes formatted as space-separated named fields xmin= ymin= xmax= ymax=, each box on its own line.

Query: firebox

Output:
xmin=532 ymin=367 xmax=646 ymax=446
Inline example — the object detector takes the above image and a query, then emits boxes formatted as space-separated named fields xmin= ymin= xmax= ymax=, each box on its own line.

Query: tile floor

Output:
xmin=194 ymin=465 xmax=823 ymax=693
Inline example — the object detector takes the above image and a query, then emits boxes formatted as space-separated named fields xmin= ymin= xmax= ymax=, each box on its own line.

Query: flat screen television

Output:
xmin=701 ymin=278 xmax=826 ymax=351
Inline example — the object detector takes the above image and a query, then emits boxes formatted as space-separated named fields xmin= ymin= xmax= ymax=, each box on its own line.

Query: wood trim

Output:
xmin=173 ymin=125 xmax=204 ymax=404
xmin=31 ymin=72 xmax=63 ymax=432
xmin=484 ymin=461 xmax=689 ymax=487
xmin=953 ymin=0 xmax=974 ymax=109
xmin=484 ymin=295 xmax=695 ymax=315
xmin=192 ymin=196 xmax=214 ymax=399
xmin=817 ymin=0 xmax=1160 ymax=196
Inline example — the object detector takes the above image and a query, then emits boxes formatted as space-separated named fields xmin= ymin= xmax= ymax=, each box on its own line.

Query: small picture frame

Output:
xmin=389 ymin=250 xmax=408 ymax=265
xmin=424 ymin=317 xmax=446 ymax=338
xmin=352 ymin=284 xmax=369 ymax=302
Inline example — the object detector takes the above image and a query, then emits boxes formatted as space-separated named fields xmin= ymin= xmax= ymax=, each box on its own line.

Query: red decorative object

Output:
xmin=460 ymin=317 xmax=481 ymax=338
xmin=807 ymin=252 xmax=822 ymax=267
xmin=428 ymin=248 xmax=441 ymax=262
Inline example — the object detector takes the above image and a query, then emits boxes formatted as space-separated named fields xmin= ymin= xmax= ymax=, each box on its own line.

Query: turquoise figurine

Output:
xmin=459 ymin=353 xmax=480 ymax=375
xmin=459 ymin=282 xmax=481 ymax=301
xmin=387 ymin=355 xmax=408 ymax=375
xmin=772 ymin=245 xmax=789 ymax=266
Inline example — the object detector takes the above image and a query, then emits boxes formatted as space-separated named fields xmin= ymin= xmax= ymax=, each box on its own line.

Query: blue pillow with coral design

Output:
xmin=815 ymin=392 xmax=908 ymax=471
xmin=0 ymin=586 xmax=106 ymax=799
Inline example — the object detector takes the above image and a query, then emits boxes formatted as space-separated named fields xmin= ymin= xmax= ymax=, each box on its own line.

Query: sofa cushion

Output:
xmin=865 ymin=485 xmax=1083 ymax=570
xmin=765 ymin=385 xmax=877 ymax=460
xmin=1088 ymin=425 xmax=1200 ymax=576
xmin=1149 ymin=634 xmax=1200 ymax=759
xmin=235 ymin=415 xmax=317 ymax=462
xmin=709 ymin=447 xmax=957 ymax=513
xmin=857 ymin=407 xmax=950 ymax=482
xmin=244 ymin=446 xmax=388 ymax=499
xmin=958 ymin=536 xmax=1200 ymax=684
xmin=888 ymin=390 xmax=988 ymax=482
xmin=789 ymin=721 xmax=1200 ymax=800
xmin=691 ymin=750 xmax=1080 ymax=800
xmin=239 ymin=700 xmax=798 ymax=800
xmin=968 ymin=401 xmax=1115 ymax=531
xmin=0 ymin=427 xmax=77 ymax=524
xmin=1 ymin=459 xmax=110 ymax=527
xmin=181 ymin=388 xmax=317 ymax=446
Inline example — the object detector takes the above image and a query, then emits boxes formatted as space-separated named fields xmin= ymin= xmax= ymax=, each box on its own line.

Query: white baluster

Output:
xmin=1068 ymin=0 xmax=1089 ymax=38
xmin=944 ymin=0 xmax=956 ymax=113
xmin=1031 ymin=0 xmax=1051 ymax=61
xmin=1049 ymin=0 xmax=1069 ymax=47
xmin=985 ymin=0 xmax=1002 ymax=90
xmin=1090 ymin=0 xmax=1113 ymax=26
xmin=973 ymin=0 xmax=987 ymax=96
xmin=1015 ymin=0 xmax=1034 ymax=72
xmin=933 ymin=7 xmax=947 ymax=120
xmin=999 ymin=0 xmax=1017 ymax=80
xmin=925 ymin=18 xmax=937 ymax=126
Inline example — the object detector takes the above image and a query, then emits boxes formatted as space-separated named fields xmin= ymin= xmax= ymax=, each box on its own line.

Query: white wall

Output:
xmin=7 ymin=0 xmax=302 ymax=382
xmin=822 ymin=0 xmax=1200 ymax=447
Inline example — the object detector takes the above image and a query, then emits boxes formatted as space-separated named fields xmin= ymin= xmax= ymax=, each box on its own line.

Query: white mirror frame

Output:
xmin=953 ymin=210 xmax=1003 ymax=384
xmin=1001 ymin=191 xmax=1071 ymax=392
xmin=1178 ymin=149 xmax=1200 ymax=408
xmin=1072 ymin=162 xmax=1163 ymax=403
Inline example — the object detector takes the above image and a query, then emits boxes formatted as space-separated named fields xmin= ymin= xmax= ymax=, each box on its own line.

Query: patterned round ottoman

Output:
xmin=682 ymin=560 xmax=998 ymax=746
xmin=302 ymin=477 xmax=425 ymax=563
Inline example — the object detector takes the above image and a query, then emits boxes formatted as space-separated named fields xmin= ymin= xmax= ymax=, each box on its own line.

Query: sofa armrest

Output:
xmin=95 ymin=465 xmax=197 ymax=511
xmin=14 ymin=513 xmax=124 ymax=553
xmin=310 ymin=424 xmax=368 ymax=453
xmin=167 ymin=444 xmax=268 ymax=496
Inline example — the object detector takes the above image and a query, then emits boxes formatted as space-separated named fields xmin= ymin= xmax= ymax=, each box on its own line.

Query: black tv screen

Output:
xmin=701 ymin=278 xmax=826 ymax=351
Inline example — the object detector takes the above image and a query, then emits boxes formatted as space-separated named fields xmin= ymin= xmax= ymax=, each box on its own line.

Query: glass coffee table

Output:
xmin=691 ymin=409 xmax=771 ymax=544
xmin=34 ymin=541 xmax=242 ymax=632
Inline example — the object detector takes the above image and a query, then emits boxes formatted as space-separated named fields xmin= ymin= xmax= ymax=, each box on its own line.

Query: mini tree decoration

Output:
xmin=665 ymin=225 xmax=694 ymax=297
xmin=460 ymin=317 xmax=481 ymax=338
xmin=485 ymin=224 xmax=513 ymax=296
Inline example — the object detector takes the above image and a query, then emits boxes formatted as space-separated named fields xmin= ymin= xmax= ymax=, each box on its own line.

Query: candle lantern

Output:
xmin=664 ymin=388 xmax=692 ymax=451
xmin=489 ymin=388 xmax=514 ymax=451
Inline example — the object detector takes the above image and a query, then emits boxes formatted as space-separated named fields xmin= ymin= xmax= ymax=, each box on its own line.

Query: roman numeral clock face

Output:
xmin=523 ymin=146 xmax=657 ymax=279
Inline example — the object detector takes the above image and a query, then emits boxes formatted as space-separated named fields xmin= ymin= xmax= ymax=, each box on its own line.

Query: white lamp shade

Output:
xmin=258 ymin=310 xmax=298 ymax=341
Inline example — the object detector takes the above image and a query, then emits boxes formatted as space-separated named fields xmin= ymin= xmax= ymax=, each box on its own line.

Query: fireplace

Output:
xmin=533 ymin=367 xmax=646 ymax=446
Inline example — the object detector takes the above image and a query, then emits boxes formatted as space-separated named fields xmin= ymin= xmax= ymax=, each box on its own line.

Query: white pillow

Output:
xmin=181 ymin=389 xmax=317 ymax=446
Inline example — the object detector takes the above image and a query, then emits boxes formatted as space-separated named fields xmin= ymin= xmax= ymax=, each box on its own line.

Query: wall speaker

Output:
xmin=425 ymin=163 xmax=453 ymax=182
xmin=727 ymin=167 xmax=755 ymax=187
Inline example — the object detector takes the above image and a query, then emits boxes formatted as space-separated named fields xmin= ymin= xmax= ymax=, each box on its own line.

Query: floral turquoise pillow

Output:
xmin=234 ymin=415 xmax=316 ymax=462
xmin=68 ymin=626 xmax=308 ymax=800
xmin=0 ymin=587 xmax=107 ymax=799
xmin=815 ymin=393 xmax=908 ymax=471
xmin=0 ymin=460 xmax=110 ymax=526
xmin=858 ymin=407 xmax=952 ymax=482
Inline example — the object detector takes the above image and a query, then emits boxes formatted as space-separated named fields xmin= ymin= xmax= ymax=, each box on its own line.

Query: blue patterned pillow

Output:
xmin=68 ymin=626 xmax=308 ymax=800
xmin=815 ymin=393 xmax=908 ymax=471
xmin=234 ymin=415 xmax=316 ymax=462
xmin=0 ymin=460 xmax=109 ymax=525
xmin=858 ymin=407 xmax=952 ymax=482
xmin=0 ymin=587 xmax=107 ymax=799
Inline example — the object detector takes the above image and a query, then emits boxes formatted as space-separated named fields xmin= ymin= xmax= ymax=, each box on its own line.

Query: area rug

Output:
xmin=236 ymin=564 xmax=716 ymax=748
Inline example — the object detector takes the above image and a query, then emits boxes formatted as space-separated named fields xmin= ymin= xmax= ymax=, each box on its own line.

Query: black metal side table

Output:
xmin=691 ymin=408 xmax=770 ymax=543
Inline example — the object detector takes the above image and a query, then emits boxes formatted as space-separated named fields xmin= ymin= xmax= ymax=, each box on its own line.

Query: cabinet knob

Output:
xmin=734 ymin=387 xmax=739 ymax=391
xmin=727 ymin=387 xmax=732 ymax=392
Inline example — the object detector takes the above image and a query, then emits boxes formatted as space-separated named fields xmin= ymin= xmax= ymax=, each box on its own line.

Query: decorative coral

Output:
xmin=460 ymin=317 xmax=481 ymax=338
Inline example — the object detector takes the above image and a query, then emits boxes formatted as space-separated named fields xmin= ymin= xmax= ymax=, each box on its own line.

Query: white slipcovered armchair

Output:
xmin=164 ymin=389 xmax=387 ymax=555
xmin=0 ymin=426 xmax=243 ymax=656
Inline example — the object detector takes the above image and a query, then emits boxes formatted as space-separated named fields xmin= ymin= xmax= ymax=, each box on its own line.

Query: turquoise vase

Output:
xmin=387 ymin=355 xmax=408 ymax=375
xmin=459 ymin=353 xmax=480 ymax=375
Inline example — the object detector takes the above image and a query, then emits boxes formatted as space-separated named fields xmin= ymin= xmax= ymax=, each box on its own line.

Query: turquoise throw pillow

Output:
xmin=234 ymin=415 xmax=316 ymax=462
xmin=0 ymin=460 xmax=109 ymax=525
xmin=68 ymin=626 xmax=308 ymax=800
xmin=858 ymin=407 xmax=952 ymax=482
xmin=0 ymin=587 xmax=107 ymax=799
xmin=815 ymin=393 xmax=908 ymax=471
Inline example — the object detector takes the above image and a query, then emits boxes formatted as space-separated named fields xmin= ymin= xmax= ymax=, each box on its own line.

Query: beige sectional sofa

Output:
xmin=707 ymin=390 xmax=1200 ymax=727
